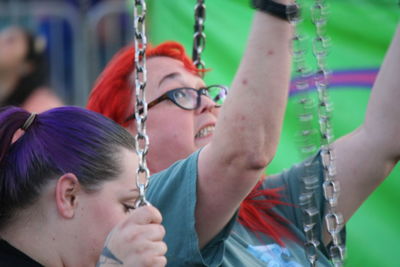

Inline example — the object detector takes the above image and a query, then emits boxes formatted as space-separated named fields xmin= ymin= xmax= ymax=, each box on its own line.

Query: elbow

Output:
xmin=242 ymin=149 xmax=274 ymax=171
xmin=240 ymin=138 xmax=278 ymax=170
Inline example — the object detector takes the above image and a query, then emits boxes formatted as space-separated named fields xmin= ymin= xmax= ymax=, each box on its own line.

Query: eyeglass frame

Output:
xmin=125 ymin=85 xmax=228 ymax=122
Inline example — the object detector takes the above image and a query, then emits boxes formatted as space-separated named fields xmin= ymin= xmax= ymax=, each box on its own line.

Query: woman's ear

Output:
xmin=55 ymin=173 xmax=81 ymax=219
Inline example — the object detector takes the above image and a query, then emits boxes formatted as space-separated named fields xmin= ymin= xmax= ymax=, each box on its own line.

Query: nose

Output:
xmin=196 ymin=94 xmax=217 ymax=114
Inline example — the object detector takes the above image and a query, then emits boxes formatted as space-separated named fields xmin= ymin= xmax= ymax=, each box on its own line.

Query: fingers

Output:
xmin=121 ymin=240 xmax=167 ymax=267
xmin=130 ymin=241 xmax=167 ymax=267
xmin=112 ymin=205 xmax=165 ymax=244
xmin=98 ymin=206 xmax=167 ymax=267
xmin=124 ymin=223 xmax=166 ymax=242
xmin=132 ymin=240 xmax=167 ymax=257
xmin=136 ymin=255 xmax=167 ymax=267
xmin=151 ymin=256 xmax=167 ymax=267
xmin=143 ymin=255 xmax=167 ymax=267
xmin=123 ymin=205 xmax=163 ymax=226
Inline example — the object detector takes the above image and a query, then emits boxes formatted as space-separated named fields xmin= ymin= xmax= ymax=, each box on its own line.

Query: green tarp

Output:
xmin=147 ymin=1 xmax=399 ymax=266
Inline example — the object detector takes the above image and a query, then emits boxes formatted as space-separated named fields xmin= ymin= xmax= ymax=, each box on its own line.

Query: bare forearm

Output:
xmin=219 ymin=11 xmax=292 ymax=167
xmin=197 ymin=8 xmax=292 ymax=247
xmin=364 ymin=24 xmax=400 ymax=159
xmin=206 ymin=8 xmax=292 ymax=180
xmin=334 ymin=24 xmax=400 ymax=224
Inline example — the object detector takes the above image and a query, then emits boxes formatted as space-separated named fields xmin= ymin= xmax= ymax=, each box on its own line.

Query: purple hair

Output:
xmin=0 ymin=106 xmax=135 ymax=228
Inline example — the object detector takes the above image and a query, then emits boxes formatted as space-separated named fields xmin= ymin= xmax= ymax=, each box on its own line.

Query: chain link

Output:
xmin=192 ymin=0 xmax=206 ymax=73
xmin=291 ymin=0 xmax=345 ymax=265
xmin=133 ymin=0 xmax=150 ymax=208
xmin=311 ymin=1 xmax=345 ymax=265
xmin=289 ymin=1 xmax=321 ymax=266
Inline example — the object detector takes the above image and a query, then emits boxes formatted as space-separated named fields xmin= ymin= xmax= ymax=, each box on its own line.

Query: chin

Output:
xmin=195 ymin=136 xmax=212 ymax=148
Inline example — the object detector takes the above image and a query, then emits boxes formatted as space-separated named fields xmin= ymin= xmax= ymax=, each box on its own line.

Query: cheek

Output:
xmin=0 ymin=43 xmax=26 ymax=68
xmin=147 ymin=109 xmax=195 ymax=145
xmin=213 ymin=107 xmax=221 ymax=118
xmin=81 ymin=200 xmax=126 ymax=248
xmin=91 ymin=205 xmax=125 ymax=232
xmin=145 ymin=109 xmax=196 ymax=171
xmin=81 ymin=205 xmax=127 ymax=263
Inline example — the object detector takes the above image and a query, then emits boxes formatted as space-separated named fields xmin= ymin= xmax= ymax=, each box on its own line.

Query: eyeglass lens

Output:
xmin=173 ymin=86 xmax=227 ymax=110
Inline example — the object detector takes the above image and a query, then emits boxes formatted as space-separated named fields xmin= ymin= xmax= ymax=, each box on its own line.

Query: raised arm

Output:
xmin=333 ymin=24 xmax=400 ymax=225
xmin=197 ymin=3 xmax=293 ymax=247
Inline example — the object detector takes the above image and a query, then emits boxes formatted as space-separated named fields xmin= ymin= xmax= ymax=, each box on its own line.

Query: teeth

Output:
xmin=195 ymin=126 xmax=215 ymax=138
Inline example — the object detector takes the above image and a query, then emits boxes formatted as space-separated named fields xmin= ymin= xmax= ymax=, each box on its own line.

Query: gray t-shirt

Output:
xmin=223 ymin=153 xmax=340 ymax=266
xmin=147 ymin=150 xmax=235 ymax=267
xmin=148 ymin=151 xmax=343 ymax=266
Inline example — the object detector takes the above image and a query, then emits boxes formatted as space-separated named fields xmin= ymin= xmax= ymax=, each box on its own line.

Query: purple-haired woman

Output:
xmin=0 ymin=106 xmax=166 ymax=267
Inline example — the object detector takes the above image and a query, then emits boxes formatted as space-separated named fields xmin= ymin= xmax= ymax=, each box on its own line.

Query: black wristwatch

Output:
xmin=251 ymin=0 xmax=300 ymax=22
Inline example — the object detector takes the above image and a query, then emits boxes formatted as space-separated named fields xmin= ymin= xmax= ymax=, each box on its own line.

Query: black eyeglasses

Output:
xmin=125 ymin=85 xmax=228 ymax=122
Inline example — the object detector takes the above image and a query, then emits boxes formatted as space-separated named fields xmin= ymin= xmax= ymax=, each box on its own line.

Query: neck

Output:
xmin=0 ymin=211 xmax=63 ymax=266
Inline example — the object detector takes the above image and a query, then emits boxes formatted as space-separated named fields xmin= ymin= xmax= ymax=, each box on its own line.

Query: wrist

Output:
xmin=251 ymin=0 xmax=299 ymax=22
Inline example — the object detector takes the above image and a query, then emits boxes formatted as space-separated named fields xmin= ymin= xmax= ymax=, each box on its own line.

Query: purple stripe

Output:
xmin=289 ymin=68 xmax=379 ymax=96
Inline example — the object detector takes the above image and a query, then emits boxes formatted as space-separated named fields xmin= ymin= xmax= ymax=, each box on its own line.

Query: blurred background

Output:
xmin=0 ymin=0 xmax=399 ymax=266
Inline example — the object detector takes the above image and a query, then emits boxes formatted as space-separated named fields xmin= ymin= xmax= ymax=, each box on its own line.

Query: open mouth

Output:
xmin=195 ymin=125 xmax=215 ymax=139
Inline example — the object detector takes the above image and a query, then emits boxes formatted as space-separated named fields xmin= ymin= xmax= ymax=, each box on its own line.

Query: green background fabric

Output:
xmin=146 ymin=0 xmax=399 ymax=266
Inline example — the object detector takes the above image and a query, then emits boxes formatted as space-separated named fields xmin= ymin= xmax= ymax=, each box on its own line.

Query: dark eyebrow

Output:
xmin=158 ymin=72 xmax=182 ymax=87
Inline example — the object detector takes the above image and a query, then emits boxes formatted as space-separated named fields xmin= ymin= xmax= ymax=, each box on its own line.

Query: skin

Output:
xmin=0 ymin=148 xmax=167 ymax=267
xmin=0 ymin=27 xmax=29 ymax=73
xmin=98 ymin=206 xmax=167 ymax=267
xmin=0 ymin=27 xmax=30 ymax=100
xmin=331 ymin=25 xmax=400 ymax=224
xmin=0 ymin=26 xmax=63 ymax=112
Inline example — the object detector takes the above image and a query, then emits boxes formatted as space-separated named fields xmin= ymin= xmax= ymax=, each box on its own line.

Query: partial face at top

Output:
xmin=130 ymin=56 xmax=220 ymax=173
xmin=0 ymin=27 xmax=29 ymax=73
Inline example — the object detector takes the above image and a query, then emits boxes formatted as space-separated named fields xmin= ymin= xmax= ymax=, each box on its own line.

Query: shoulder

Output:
xmin=21 ymin=87 xmax=63 ymax=113
xmin=147 ymin=150 xmax=201 ymax=198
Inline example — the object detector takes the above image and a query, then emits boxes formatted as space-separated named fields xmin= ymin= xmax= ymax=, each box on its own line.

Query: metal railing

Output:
xmin=0 ymin=0 xmax=132 ymax=106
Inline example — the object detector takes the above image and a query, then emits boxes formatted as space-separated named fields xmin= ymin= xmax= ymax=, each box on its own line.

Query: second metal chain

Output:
xmin=192 ymin=0 xmax=206 ymax=72
xmin=291 ymin=0 xmax=345 ymax=266
xmin=311 ymin=1 xmax=345 ymax=266
xmin=133 ymin=0 xmax=150 ymax=207
xmin=289 ymin=1 xmax=321 ymax=266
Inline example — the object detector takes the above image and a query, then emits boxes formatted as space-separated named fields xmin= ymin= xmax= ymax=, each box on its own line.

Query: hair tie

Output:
xmin=21 ymin=113 xmax=37 ymax=131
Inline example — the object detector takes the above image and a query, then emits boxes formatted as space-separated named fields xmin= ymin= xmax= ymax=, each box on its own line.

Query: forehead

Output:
xmin=147 ymin=56 xmax=186 ymax=78
xmin=114 ymin=148 xmax=138 ymax=189
xmin=0 ymin=27 xmax=25 ymax=40
xmin=146 ymin=56 xmax=202 ymax=88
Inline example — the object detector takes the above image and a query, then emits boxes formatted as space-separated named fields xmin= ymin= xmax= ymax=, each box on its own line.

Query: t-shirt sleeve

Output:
xmin=262 ymin=153 xmax=325 ymax=232
xmin=146 ymin=150 xmax=235 ymax=266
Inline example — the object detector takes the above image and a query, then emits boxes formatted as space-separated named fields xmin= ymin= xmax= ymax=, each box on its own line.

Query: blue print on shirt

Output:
xmin=247 ymin=244 xmax=302 ymax=267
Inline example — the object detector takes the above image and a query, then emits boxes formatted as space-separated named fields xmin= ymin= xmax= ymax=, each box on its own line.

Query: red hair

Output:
xmin=87 ymin=41 xmax=201 ymax=127
xmin=87 ymin=41 xmax=294 ymax=246
xmin=239 ymin=178 xmax=298 ymax=246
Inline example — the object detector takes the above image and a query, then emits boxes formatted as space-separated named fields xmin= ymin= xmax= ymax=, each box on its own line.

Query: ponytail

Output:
xmin=0 ymin=106 xmax=34 ymax=164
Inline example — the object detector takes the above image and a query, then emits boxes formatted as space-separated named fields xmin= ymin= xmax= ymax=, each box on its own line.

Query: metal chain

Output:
xmin=192 ymin=0 xmax=206 ymax=72
xmin=133 ymin=0 xmax=150 ymax=207
xmin=311 ymin=1 xmax=345 ymax=266
xmin=291 ymin=0 xmax=345 ymax=266
xmin=289 ymin=1 xmax=321 ymax=266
